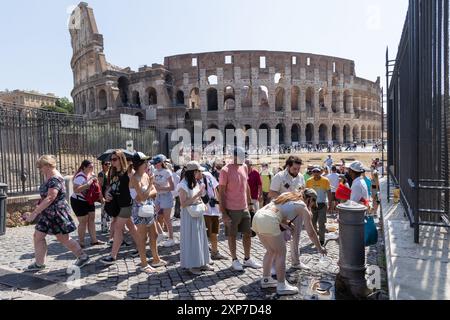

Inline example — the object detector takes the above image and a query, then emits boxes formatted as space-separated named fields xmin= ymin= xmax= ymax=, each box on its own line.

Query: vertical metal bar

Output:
xmin=413 ymin=0 xmax=421 ymax=244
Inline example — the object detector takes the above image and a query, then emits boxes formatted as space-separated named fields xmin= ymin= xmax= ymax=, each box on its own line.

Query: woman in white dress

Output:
xmin=178 ymin=161 xmax=214 ymax=276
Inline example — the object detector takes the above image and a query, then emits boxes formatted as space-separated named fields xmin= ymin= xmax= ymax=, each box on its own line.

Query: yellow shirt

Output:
xmin=306 ymin=177 xmax=331 ymax=204
xmin=260 ymin=170 xmax=272 ymax=193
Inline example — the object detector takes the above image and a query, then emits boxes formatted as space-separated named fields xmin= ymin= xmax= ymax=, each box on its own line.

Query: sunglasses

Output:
xmin=111 ymin=157 xmax=119 ymax=162
xmin=103 ymin=163 xmax=111 ymax=166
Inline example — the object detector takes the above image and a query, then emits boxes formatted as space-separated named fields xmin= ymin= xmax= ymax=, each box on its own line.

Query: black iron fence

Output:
xmin=386 ymin=0 xmax=450 ymax=243
xmin=0 ymin=103 xmax=156 ymax=196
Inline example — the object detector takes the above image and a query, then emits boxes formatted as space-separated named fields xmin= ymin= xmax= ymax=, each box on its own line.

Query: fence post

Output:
xmin=335 ymin=201 xmax=371 ymax=299
xmin=64 ymin=176 xmax=73 ymax=203
xmin=0 ymin=183 xmax=8 ymax=236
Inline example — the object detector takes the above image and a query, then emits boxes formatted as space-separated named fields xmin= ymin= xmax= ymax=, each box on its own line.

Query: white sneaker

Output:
xmin=291 ymin=262 xmax=310 ymax=270
xmin=261 ymin=277 xmax=277 ymax=289
xmin=243 ymin=258 xmax=262 ymax=269
xmin=277 ymin=281 xmax=299 ymax=296
xmin=231 ymin=259 xmax=244 ymax=271
xmin=157 ymin=233 xmax=168 ymax=244
xmin=162 ymin=239 xmax=176 ymax=247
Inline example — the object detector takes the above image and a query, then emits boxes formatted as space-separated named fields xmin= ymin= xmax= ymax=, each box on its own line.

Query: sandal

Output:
xmin=140 ymin=265 xmax=158 ymax=274
xmin=151 ymin=259 xmax=168 ymax=268
xmin=91 ymin=240 xmax=106 ymax=246
xmin=189 ymin=268 xmax=203 ymax=276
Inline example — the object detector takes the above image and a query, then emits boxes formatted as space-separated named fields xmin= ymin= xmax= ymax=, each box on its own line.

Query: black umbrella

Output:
xmin=97 ymin=149 xmax=135 ymax=162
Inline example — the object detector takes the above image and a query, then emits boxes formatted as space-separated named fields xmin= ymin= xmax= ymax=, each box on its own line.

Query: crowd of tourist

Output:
xmin=23 ymin=149 xmax=381 ymax=296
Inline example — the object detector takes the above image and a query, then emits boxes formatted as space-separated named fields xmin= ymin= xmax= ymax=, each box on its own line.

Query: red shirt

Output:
xmin=248 ymin=169 xmax=262 ymax=200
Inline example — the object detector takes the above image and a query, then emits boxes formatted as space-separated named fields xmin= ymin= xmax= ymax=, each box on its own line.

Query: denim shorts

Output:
xmin=155 ymin=192 xmax=174 ymax=209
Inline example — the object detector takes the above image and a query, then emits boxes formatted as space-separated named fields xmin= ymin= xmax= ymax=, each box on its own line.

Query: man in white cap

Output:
xmin=347 ymin=161 xmax=369 ymax=205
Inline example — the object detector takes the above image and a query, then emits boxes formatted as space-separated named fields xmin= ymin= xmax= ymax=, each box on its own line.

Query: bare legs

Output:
xmin=162 ymin=208 xmax=173 ymax=240
xmin=258 ymin=234 xmax=287 ymax=283
xmin=33 ymin=231 xmax=85 ymax=266
xmin=76 ymin=212 xmax=97 ymax=246
xmin=228 ymin=233 xmax=252 ymax=260
xmin=110 ymin=218 xmax=140 ymax=260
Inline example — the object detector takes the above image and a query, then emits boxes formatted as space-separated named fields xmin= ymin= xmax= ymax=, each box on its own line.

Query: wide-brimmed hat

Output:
xmin=348 ymin=161 xmax=366 ymax=173
xmin=185 ymin=161 xmax=206 ymax=172
xmin=133 ymin=152 xmax=151 ymax=163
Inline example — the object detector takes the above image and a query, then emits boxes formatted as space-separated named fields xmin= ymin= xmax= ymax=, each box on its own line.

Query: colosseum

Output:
xmin=70 ymin=2 xmax=382 ymax=155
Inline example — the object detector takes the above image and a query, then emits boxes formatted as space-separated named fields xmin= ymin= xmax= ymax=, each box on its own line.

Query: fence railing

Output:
xmin=386 ymin=0 xmax=450 ymax=243
xmin=0 ymin=105 xmax=156 ymax=196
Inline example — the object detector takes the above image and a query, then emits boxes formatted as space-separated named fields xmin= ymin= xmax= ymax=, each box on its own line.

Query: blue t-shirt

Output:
xmin=364 ymin=176 xmax=372 ymax=197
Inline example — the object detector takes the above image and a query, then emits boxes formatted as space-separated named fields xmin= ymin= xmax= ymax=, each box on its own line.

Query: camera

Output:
xmin=201 ymin=194 xmax=210 ymax=205
xmin=209 ymin=198 xmax=220 ymax=208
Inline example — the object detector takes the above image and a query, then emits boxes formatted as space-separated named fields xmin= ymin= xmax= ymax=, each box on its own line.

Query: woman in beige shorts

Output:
xmin=252 ymin=189 xmax=327 ymax=296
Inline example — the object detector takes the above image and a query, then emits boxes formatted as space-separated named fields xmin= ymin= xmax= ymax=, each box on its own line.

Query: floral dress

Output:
xmin=35 ymin=176 xmax=77 ymax=235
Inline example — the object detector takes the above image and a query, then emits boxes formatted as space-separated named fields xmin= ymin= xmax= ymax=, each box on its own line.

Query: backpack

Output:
xmin=85 ymin=180 xmax=102 ymax=205
xmin=75 ymin=172 xmax=102 ymax=205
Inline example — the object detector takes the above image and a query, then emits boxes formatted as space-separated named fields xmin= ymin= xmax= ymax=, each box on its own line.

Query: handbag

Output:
xmin=187 ymin=203 xmax=206 ymax=218
xmin=138 ymin=203 xmax=155 ymax=218
xmin=364 ymin=216 xmax=378 ymax=247
xmin=104 ymin=197 xmax=120 ymax=218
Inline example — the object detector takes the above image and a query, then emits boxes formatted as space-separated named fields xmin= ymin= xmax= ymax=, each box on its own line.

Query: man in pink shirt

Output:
xmin=219 ymin=147 xmax=262 ymax=271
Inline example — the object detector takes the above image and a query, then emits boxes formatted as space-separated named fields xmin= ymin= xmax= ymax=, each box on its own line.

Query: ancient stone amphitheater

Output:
xmin=70 ymin=2 xmax=382 ymax=154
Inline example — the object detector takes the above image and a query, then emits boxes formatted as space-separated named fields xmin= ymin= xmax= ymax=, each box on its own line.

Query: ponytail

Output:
xmin=76 ymin=160 xmax=92 ymax=176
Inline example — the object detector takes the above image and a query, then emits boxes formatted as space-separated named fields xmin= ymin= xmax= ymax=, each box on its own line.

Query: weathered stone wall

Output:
xmin=70 ymin=3 xmax=383 ymax=153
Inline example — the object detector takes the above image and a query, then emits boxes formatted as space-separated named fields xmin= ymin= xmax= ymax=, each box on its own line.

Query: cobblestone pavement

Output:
xmin=0 ymin=208 xmax=387 ymax=300
xmin=0 ymin=284 xmax=53 ymax=300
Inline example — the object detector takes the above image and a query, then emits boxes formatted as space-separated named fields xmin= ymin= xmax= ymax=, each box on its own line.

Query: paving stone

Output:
xmin=0 ymin=204 xmax=387 ymax=300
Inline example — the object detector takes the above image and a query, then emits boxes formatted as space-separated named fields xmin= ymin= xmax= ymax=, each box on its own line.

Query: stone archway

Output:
xmin=319 ymin=124 xmax=328 ymax=144
xmin=305 ymin=123 xmax=314 ymax=143
xmin=275 ymin=123 xmax=286 ymax=145
xmin=291 ymin=124 xmax=301 ymax=143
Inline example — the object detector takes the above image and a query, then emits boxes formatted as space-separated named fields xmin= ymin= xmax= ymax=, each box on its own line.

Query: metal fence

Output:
xmin=0 ymin=104 xmax=157 ymax=196
xmin=386 ymin=0 xmax=450 ymax=243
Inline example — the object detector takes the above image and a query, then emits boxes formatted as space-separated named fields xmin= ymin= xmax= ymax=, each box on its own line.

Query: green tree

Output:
xmin=42 ymin=97 xmax=74 ymax=114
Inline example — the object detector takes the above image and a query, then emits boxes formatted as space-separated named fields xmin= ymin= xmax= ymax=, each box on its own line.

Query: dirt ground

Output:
xmin=244 ymin=152 xmax=382 ymax=170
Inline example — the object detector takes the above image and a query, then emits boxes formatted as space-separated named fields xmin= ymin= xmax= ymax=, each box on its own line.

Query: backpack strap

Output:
xmin=203 ymin=176 xmax=209 ymax=193
xmin=74 ymin=172 xmax=87 ymax=181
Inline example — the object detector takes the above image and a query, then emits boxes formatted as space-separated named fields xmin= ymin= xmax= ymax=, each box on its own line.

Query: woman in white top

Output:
xmin=70 ymin=160 xmax=104 ymax=248
xmin=197 ymin=170 xmax=227 ymax=260
xmin=152 ymin=155 xmax=176 ymax=247
xmin=178 ymin=161 xmax=213 ymax=276
xmin=252 ymin=189 xmax=327 ymax=296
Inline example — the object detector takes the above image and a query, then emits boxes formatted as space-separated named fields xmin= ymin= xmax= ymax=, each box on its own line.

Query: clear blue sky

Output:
xmin=0 ymin=0 xmax=408 ymax=100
